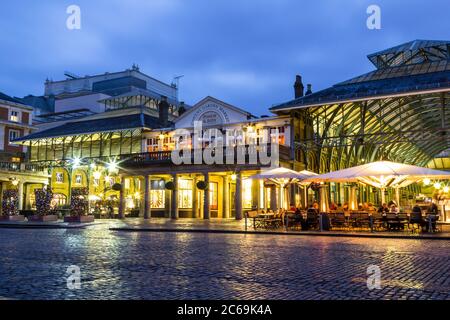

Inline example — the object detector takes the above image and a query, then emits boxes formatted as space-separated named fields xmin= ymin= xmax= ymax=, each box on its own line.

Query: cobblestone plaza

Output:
xmin=0 ymin=222 xmax=449 ymax=300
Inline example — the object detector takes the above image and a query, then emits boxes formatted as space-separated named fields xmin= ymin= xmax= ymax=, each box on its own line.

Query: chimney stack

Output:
xmin=159 ymin=96 xmax=169 ymax=127
xmin=305 ymin=84 xmax=313 ymax=95
xmin=178 ymin=102 xmax=186 ymax=116
xmin=294 ymin=75 xmax=304 ymax=99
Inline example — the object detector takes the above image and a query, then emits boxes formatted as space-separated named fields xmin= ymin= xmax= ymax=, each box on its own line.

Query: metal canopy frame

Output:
xmin=297 ymin=91 xmax=450 ymax=173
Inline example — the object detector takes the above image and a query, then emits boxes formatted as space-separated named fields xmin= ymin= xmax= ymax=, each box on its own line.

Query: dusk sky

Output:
xmin=0 ymin=0 xmax=448 ymax=115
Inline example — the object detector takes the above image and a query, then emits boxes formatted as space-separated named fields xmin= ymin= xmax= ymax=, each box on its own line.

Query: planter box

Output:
xmin=28 ymin=215 xmax=58 ymax=222
xmin=64 ymin=215 xmax=95 ymax=223
xmin=0 ymin=215 xmax=25 ymax=222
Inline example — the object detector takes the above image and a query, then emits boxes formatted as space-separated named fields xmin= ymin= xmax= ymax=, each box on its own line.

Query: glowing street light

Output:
xmin=72 ymin=157 xmax=81 ymax=168
xmin=107 ymin=160 xmax=118 ymax=173
xmin=434 ymin=182 xmax=441 ymax=190
xmin=423 ymin=178 xmax=431 ymax=186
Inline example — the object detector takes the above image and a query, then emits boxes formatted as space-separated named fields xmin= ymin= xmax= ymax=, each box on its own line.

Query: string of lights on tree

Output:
xmin=2 ymin=190 xmax=19 ymax=216
xmin=35 ymin=187 xmax=54 ymax=216
xmin=70 ymin=187 xmax=89 ymax=216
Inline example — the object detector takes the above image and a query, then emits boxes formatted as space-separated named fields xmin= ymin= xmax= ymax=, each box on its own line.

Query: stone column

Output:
xmin=144 ymin=175 xmax=150 ymax=219
xmin=203 ymin=173 xmax=210 ymax=219
xmin=235 ymin=172 xmax=243 ymax=220
xmin=171 ymin=174 xmax=178 ymax=219
xmin=223 ymin=176 xmax=230 ymax=218
xmin=118 ymin=176 xmax=125 ymax=219
xmin=18 ymin=181 xmax=24 ymax=211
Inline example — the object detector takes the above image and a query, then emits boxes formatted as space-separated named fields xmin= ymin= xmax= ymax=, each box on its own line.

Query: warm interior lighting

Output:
xmin=423 ymin=178 xmax=431 ymax=186
xmin=93 ymin=171 xmax=101 ymax=180
xmin=434 ymin=182 xmax=441 ymax=190
xmin=134 ymin=192 xmax=141 ymax=200
xmin=231 ymin=174 xmax=237 ymax=181
xmin=444 ymin=186 xmax=450 ymax=193
xmin=11 ymin=179 xmax=19 ymax=186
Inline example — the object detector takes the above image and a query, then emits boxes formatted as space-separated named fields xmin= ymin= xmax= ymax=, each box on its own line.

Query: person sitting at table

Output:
xmin=329 ymin=202 xmax=337 ymax=211
xmin=342 ymin=202 xmax=349 ymax=211
xmin=426 ymin=200 xmax=440 ymax=232
xmin=390 ymin=204 xmax=399 ymax=213
xmin=312 ymin=201 xmax=319 ymax=211
xmin=378 ymin=203 xmax=389 ymax=216
xmin=367 ymin=202 xmax=375 ymax=212
xmin=427 ymin=200 xmax=439 ymax=214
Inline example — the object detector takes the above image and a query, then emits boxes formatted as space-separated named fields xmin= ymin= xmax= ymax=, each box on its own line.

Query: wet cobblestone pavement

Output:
xmin=0 ymin=221 xmax=449 ymax=300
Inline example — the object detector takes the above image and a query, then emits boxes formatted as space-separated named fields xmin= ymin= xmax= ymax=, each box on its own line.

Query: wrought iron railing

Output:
xmin=0 ymin=162 xmax=47 ymax=173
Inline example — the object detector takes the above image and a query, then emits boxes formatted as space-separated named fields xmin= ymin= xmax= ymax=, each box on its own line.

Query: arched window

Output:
xmin=53 ymin=193 xmax=67 ymax=206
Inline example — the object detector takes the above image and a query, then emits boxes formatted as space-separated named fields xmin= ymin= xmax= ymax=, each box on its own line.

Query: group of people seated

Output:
xmin=285 ymin=199 xmax=441 ymax=232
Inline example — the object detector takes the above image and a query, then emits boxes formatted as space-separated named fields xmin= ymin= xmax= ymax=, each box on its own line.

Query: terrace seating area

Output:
xmin=246 ymin=208 xmax=443 ymax=234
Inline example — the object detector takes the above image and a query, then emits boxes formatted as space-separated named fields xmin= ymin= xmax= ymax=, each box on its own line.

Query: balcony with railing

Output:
xmin=0 ymin=162 xmax=48 ymax=174
xmin=120 ymin=144 xmax=293 ymax=167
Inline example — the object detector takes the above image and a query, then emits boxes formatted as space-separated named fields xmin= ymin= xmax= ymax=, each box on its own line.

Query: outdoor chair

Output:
xmin=386 ymin=213 xmax=401 ymax=231
xmin=370 ymin=212 xmax=385 ymax=231
xmin=357 ymin=212 xmax=371 ymax=229
xmin=330 ymin=212 xmax=348 ymax=230
xmin=246 ymin=210 xmax=261 ymax=229
xmin=305 ymin=209 xmax=319 ymax=230
xmin=408 ymin=211 xmax=424 ymax=233
xmin=424 ymin=214 xmax=441 ymax=233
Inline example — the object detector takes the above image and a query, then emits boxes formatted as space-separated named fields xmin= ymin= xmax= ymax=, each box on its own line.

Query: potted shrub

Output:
xmin=64 ymin=187 xmax=94 ymax=223
xmin=28 ymin=188 xmax=58 ymax=222
xmin=0 ymin=189 xmax=24 ymax=221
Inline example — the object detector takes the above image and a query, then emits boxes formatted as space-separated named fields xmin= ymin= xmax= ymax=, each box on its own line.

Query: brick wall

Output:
xmin=3 ymin=126 xmax=23 ymax=153
xmin=0 ymin=107 xmax=8 ymax=121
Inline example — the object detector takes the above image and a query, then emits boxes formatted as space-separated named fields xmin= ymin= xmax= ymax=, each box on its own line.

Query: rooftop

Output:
xmin=271 ymin=40 xmax=450 ymax=112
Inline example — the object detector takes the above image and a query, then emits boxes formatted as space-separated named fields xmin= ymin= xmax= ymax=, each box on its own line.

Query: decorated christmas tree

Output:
xmin=2 ymin=190 xmax=19 ymax=216
xmin=70 ymin=187 xmax=89 ymax=216
xmin=35 ymin=187 xmax=54 ymax=216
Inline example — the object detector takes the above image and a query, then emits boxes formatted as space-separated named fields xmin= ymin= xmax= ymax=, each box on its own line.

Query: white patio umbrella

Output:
xmin=247 ymin=167 xmax=313 ymax=209
xmin=304 ymin=161 xmax=450 ymax=206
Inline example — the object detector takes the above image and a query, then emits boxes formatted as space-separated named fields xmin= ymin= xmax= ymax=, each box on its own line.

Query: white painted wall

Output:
xmin=55 ymin=93 xmax=110 ymax=114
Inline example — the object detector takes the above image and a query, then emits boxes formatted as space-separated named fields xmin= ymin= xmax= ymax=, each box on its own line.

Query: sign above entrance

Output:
xmin=192 ymin=103 xmax=230 ymax=126
xmin=174 ymin=96 xmax=252 ymax=129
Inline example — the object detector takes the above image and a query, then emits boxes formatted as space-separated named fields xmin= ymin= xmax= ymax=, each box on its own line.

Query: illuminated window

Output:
xmin=53 ymin=193 xmax=67 ymax=206
xmin=75 ymin=174 xmax=82 ymax=184
xmin=209 ymin=182 xmax=218 ymax=210
xmin=178 ymin=179 xmax=193 ymax=209
xmin=150 ymin=180 xmax=165 ymax=209
xmin=11 ymin=157 xmax=21 ymax=163
xmin=10 ymin=110 xmax=19 ymax=122
xmin=243 ymin=179 xmax=253 ymax=209
xmin=55 ymin=172 xmax=64 ymax=183
xmin=8 ymin=129 xmax=20 ymax=144
xmin=270 ymin=127 xmax=285 ymax=145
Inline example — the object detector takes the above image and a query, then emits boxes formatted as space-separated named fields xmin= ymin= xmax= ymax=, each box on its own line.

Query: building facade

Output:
xmin=15 ymin=94 xmax=305 ymax=219
xmin=0 ymin=92 xmax=49 ymax=214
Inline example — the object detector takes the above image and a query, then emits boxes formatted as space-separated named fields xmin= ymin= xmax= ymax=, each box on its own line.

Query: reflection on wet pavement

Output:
xmin=0 ymin=221 xmax=449 ymax=300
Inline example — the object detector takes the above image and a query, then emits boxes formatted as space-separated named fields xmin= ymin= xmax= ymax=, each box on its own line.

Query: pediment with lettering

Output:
xmin=175 ymin=96 xmax=252 ymax=129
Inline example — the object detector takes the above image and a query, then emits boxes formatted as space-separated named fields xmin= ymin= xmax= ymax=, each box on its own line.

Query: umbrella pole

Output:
xmin=381 ymin=188 xmax=386 ymax=205
xmin=303 ymin=186 xmax=308 ymax=209
xmin=395 ymin=188 xmax=400 ymax=208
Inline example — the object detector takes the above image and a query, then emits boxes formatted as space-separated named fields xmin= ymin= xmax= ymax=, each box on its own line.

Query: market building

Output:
xmin=14 ymin=94 xmax=304 ymax=219
xmin=270 ymin=39 xmax=450 ymax=210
